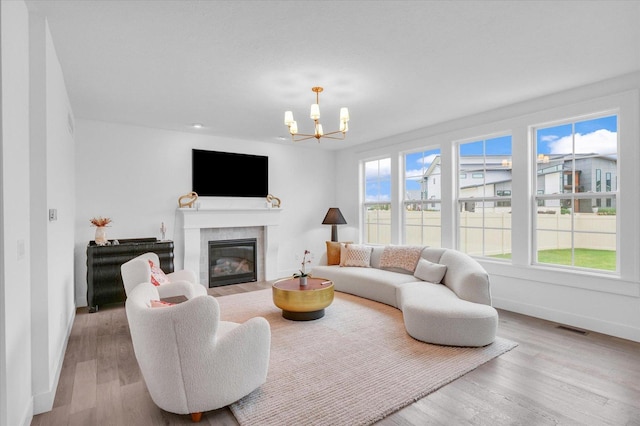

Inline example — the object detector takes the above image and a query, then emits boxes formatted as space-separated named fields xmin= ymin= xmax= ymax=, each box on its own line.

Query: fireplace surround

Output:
xmin=178 ymin=207 xmax=282 ymax=287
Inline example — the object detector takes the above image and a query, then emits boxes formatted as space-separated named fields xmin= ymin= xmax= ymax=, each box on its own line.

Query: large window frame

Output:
xmin=403 ymin=148 xmax=442 ymax=247
xmin=363 ymin=157 xmax=392 ymax=245
xmin=532 ymin=112 xmax=619 ymax=273
xmin=456 ymin=134 xmax=513 ymax=259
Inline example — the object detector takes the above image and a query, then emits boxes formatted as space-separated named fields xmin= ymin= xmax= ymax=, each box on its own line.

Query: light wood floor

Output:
xmin=32 ymin=281 xmax=640 ymax=425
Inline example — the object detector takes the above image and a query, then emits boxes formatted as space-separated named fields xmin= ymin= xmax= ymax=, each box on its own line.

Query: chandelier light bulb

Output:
xmin=284 ymin=111 xmax=294 ymax=126
xmin=289 ymin=121 xmax=298 ymax=135
xmin=340 ymin=107 xmax=350 ymax=121
xmin=316 ymin=123 xmax=324 ymax=137
xmin=310 ymin=104 xmax=320 ymax=120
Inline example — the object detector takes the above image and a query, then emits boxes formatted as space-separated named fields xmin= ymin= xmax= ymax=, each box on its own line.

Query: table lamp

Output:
xmin=322 ymin=208 xmax=347 ymax=242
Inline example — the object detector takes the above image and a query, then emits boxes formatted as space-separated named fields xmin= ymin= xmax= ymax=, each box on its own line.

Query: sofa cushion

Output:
xmin=326 ymin=241 xmax=352 ymax=265
xmin=148 ymin=260 xmax=170 ymax=286
xmin=340 ymin=244 xmax=372 ymax=267
xmin=398 ymin=282 xmax=498 ymax=347
xmin=311 ymin=265 xmax=420 ymax=308
xmin=413 ymin=258 xmax=447 ymax=284
xmin=379 ymin=245 xmax=425 ymax=273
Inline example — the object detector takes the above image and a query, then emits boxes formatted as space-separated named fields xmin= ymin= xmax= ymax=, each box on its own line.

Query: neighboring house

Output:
xmin=407 ymin=154 xmax=617 ymax=213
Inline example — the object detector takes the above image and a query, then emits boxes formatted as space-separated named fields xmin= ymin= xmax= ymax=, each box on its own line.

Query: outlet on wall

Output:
xmin=49 ymin=208 xmax=58 ymax=221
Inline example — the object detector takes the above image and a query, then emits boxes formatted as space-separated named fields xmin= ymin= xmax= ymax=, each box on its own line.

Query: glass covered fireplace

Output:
xmin=208 ymin=238 xmax=257 ymax=287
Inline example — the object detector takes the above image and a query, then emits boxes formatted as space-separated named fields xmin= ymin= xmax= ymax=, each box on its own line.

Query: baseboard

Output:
xmin=32 ymin=307 xmax=76 ymax=414
xmin=493 ymin=296 xmax=640 ymax=343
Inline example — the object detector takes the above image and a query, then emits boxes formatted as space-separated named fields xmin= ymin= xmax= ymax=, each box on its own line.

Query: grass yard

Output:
xmin=491 ymin=248 xmax=616 ymax=271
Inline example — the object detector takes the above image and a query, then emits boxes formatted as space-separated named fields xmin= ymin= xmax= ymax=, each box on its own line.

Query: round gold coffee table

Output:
xmin=272 ymin=277 xmax=334 ymax=321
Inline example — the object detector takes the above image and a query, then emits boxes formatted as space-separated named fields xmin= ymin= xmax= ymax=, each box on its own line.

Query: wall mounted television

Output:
xmin=192 ymin=149 xmax=269 ymax=197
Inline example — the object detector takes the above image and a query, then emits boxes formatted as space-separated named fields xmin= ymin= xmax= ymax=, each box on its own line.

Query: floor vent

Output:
xmin=556 ymin=325 xmax=588 ymax=335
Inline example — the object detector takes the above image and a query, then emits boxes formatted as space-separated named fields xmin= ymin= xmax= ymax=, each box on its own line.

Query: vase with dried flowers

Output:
xmin=90 ymin=216 xmax=112 ymax=246
xmin=293 ymin=250 xmax=312 ymax=286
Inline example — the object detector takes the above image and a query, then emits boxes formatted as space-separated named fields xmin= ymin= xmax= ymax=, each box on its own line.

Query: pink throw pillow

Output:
xmin=148 ymin=259 xmax=170 ymax=286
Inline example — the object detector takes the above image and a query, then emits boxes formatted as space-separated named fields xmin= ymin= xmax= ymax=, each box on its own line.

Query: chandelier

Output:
xmin=284 ymin=86 xmax=350 ymax=142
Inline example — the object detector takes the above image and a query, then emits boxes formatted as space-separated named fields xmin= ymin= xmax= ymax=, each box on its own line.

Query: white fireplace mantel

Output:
xmin=178 ymin=208 xmax=283 ymax=283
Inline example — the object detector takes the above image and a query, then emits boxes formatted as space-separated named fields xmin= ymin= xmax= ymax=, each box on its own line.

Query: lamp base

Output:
xmin=330 ymin=225 xmax=338 ymax=242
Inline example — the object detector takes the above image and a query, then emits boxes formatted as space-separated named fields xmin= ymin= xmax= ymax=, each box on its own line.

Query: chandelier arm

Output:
xmin=317 ymin=134 xmax=347 ymax=140
xmin=322 ymin=130 xmax=347 ymax=138
xmin=291 ymin=134 xmax=319 ymax=142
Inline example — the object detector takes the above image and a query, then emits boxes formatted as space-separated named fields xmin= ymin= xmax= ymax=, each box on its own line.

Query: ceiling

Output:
xmin=25 ymin=1 xmax=640 ymax=150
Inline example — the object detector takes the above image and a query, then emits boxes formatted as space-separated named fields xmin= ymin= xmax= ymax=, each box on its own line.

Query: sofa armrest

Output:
xmin=167 ymin=269 xmax=199 ymax=285
xmin=157 ymin=280 xmax=207 ymax=299
xmin=439 ymin=250 xmax=492 ymax=305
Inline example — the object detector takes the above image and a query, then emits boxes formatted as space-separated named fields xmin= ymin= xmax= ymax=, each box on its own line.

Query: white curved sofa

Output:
xmin=311 ymin=245 xmax=498 ymax=347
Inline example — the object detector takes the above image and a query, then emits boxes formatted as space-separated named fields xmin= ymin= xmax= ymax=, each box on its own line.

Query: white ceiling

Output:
xmin=25 ymin=0 xmax=640 ymax=150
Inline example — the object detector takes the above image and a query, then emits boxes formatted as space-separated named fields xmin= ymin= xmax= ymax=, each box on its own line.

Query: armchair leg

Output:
xmin=190 ymin=412 xmax=203 ymax=422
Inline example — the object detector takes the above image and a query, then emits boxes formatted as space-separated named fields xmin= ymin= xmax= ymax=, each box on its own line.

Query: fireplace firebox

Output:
xmin=208 ymin=238 xmax=257 ymax=287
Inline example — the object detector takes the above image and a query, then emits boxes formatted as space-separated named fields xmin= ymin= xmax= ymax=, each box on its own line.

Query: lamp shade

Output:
xmin=322 ymin=208 xmax=347 ymax=225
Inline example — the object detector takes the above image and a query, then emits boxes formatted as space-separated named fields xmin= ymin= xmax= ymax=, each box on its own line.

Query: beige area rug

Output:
xmin=218 ymin=289 xmax=517 ymax=426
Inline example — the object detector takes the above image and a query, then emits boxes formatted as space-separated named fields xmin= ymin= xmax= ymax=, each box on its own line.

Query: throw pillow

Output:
xmin=379 ymin=245 xmax=425 ymax=273
xmin=326 ymin=241 xmax=353 ymax=265
xmin=148 ymin=259 xmax=170 ymax=286
xmin=413 ymin=258 xmax=447 ymax=284
xmin=150 ymin=299 xmax=175 ymax=308
xmin=340 ymin=244 xmax=372 ymax=267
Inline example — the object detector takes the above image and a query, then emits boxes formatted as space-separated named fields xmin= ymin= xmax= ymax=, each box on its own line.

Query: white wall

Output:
xmin=74 ymin=120 xmax=337 ymax=306
xmin=335 ymin=73 xmax=640 ymax=343
xmin=1 ymin=1 xmax=34 ymax=425
xmin=29 ymin=14 xmax=77 ymax=413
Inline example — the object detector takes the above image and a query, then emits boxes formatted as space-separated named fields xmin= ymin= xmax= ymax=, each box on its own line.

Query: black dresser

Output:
xmin=86 ymin=238 xmax=174 ymax=312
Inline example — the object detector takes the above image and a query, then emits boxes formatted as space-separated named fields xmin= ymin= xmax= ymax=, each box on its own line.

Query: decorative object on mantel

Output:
xmin=322 ymin=207 xmax=347 ymax=242
xmin=178 ymin=191 xmax=198 ymax=208
xmin=284 ymin=86 xmax=350 ymax=142
xmin=90 ymin=216 xmax=112 ymax=246
xmin=266 ymin=194 xmax=281 ymax=208
xmin=293 ymin=250 xmax=312 ymax=286
xmin=160 ymin=222 xmax=167 ymax=240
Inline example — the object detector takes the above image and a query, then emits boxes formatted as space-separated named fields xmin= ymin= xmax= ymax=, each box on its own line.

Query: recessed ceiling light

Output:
xmin=191 ymin=123 xmax=203 ymax=129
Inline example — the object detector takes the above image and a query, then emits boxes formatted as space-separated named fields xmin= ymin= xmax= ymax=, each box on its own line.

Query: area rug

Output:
xmin=217 ymin=289 xmax=517 ymax=426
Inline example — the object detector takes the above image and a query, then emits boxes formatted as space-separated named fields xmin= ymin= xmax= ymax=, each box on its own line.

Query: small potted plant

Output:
xmin=293 ymin=250 xmax=312 ymax=286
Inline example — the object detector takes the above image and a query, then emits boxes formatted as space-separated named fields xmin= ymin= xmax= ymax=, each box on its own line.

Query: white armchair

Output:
xmin=121 ymin=252 xmax=207 ymax=299
xmin=125 ymin=282 xmax=271 ymax=422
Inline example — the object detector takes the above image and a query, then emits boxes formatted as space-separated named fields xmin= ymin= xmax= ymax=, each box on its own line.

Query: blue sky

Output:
xmin=537 ymin=115 xmax=617 ymax=156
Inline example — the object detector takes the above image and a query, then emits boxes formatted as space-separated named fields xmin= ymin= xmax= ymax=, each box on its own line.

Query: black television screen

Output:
xmin=192 ymin=149 xmax=268 ymax=197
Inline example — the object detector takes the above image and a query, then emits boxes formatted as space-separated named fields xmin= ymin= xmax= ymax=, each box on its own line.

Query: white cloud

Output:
xmin=540 ymin=135 xmax=559 ymax=142
xmin=548 ymin=129 xmax=617 ymax=155
xmin=418 ymin=153 xmax=438 ymax=166
xmin=405 ymin=169 xmax=424 ymax=180
xmin=365 ymin=159 xmax=391 ymax=179
xmin=405 ymin=153 xmax=438 ymax=180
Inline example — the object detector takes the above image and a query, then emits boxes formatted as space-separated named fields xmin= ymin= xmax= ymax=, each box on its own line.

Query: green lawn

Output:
xmin=491 ymin=248 xmax=616 ymax=271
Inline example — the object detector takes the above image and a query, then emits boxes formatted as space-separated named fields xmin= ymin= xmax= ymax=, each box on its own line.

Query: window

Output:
xmin=534 ymin=114 xmax=617 ymax=272
xmin=364 ymin=158 xmax=391 ymax=244
xmin=404 ymin=148 xmax=441 ymax=246
xmin=457 ymin=135 xmax=512 ymax=258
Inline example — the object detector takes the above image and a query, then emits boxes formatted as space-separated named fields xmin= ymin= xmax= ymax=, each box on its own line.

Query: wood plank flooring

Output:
xmin=32 ymin=281 xmax=640 ymax=425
